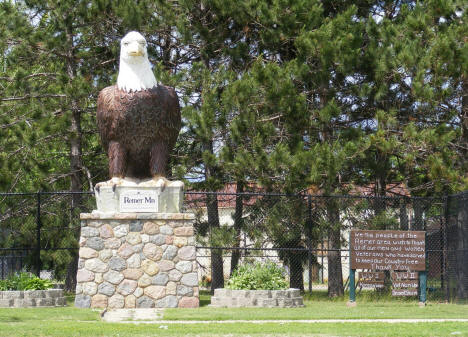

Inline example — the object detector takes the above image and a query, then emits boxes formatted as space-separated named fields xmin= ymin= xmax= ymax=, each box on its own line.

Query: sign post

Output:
xmin=348 ymin=231 xmax=356 ymax=305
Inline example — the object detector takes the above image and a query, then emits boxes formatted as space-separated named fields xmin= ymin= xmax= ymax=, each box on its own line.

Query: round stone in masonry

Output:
xmin=166 ymin=281 xmax=177 ymax=295
xmin=133 ymin=243 xmax=143 ymax=253
xmin=83 ymin=282 xmax=98 ymax=296
xmin=91 ymin=294 xmax=108 ymax=308
xmin=177 ymin=246 xmax=195 ymax=260
xmin=99 ymin=249 xmax=113 ymax=262
xmin=108 ymin=294 xmax=125 ymax=309
xmin=126 ymin=232 xmax=142 ymax=245
xmin=177 ymin=285 xmax=193 ymax=296
xmin=143 ymin=243 xmax=163 ymax=261
xmin=152 ymin=273 xmax=169 ymax=286
xmin=175 ymin=261 xmax=192 ymax=273
xmin=179 ymin=297 xmax=199 ymax=308
xmin=100 ymin=224 xmax=114 ymax=239
xmin=127 ymin=253 xmax=141 ymax=268
xmin=87 ymin=221 xmax=101 ymax=228
xmin=141 ymin=260 xmax=160 ymax=276
xmin=138 ymin=273 xmax=153 ymax=288
xmin=103 ymin=270 xmax=124 ymax=285
xmin=168 ymin=269 xmax=182 ymax=281
xmin=159 ymin=225 xmax=173 ymax=235
xmin=144 ymin=285 xmax=166 ymax=300
xmin=105 ymin=238 xmax=122 ymax=249
xmin=134 ymin=287 xmax=144 ymax=298
xmin=123 ymin=268 xmax=143 ymax=280
xmin=86 ymin=237 xmax=105 ymax=251
xmin=137 ymin=295 xmax=154 ymax=308
xmin=114 ymin=225 xmax=129 ymax=238
xmin=129 ymin=220 xmax=143 ymax=232
xmin=108 ymin=257 xmax=126 ymax=271
xmin=117 ymin=279 xmax=138 ymax=296
xmin=149 ymin=234 xmax=166 ymax=246
xmin=98 ymin=282 xmax=115 ymax=296
xmin=143 ymin=222 xmax=159 ymax=235
xmin=118 ymin=243 xmax=134 ymax=258
xmin=81 ymin=227 xmax=99 ymax=238
xmin=95 ymin=273 xmax=104 ymax=284
xmin=79 ymin=247 xmax=98 ymax=259
xmin=174 ymin=226 xmax=194 ymax=236
xmin=162 ymin=245 xmax=178 ymax=260
xmin=158 ymin=260 xmax=175 ymax=272
xmin=181 ymin=273 xmax=198 ymax=287
xmin=173 ymin=237 xmax=187 ymax=248
xmin=156 ymin=295 xmax=178 ymax=308
xmin=125 ymin=295 xmax=136 ymax=308
xmin=77 ymin=269 xmax=94 ymax=283
xmin=75 ymin=294 xmax=91 ymax=308
xmin=85 ymin=258 xmax=108 ymax=273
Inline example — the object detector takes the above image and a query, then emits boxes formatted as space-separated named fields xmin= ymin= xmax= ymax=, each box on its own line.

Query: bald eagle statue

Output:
xmin=97 ymin=31 xmax=181 ymax=183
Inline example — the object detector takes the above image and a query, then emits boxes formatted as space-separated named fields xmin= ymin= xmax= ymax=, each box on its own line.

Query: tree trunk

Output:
xmin=202 ymin=140 xmax=224 ymax=293
xmin=207 ymin=193 xmax=224 ymax=293
xmin=456 ymin=194 xmax=468 ymax=299
xmin=288 ymin=250 xmax=305 ymax=291
xmin=64 ymin=24 xmax=82 ymax=292
xmin=326 ymin=198 xmax=343 ymax=297
xmin=230 ymin=181 xmax=244 ymax=275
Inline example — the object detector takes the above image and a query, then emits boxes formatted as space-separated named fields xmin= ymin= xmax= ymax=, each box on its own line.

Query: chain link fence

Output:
xmin=185 ymin=191 xmax=465 ymax=301
xmin=0 ymin=192 xmax=94 ymax=288
xmin=0 ymin=190 xmax=466 ymax=300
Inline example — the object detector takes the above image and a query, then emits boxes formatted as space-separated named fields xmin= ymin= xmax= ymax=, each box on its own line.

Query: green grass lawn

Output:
xmin=0 ymin=292 xmax=466 ymax=336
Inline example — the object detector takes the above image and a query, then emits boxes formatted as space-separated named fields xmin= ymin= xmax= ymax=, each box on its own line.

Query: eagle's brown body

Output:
xmin=96 ymin=84 xmax=181 ymax=179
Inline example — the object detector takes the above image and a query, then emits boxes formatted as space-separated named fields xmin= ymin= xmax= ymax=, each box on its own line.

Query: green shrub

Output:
xmin=0 ymin=272 xmax=53 ymax=291
xmin=226 ymin=261 xmax=288 ymax=290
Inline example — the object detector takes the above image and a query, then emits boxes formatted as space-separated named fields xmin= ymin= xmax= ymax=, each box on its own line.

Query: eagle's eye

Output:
xmin=138 ymin=41 xmax=146 ymax=46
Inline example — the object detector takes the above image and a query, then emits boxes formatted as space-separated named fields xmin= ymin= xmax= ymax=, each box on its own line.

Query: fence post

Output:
xmin=307 ymin=195 xmax=313 ymax=293
xmin=349 ymin=230 xmax=356 ymax=304
xmin=35 ymin=192 xmax=42 ymax=277
xmin=443 ymin=195 xmax=450 ymax=302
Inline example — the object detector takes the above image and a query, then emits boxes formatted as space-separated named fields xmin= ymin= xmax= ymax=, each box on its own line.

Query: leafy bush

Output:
xmin=226 ymin=262 xmax=288 ymax=290
xmin=0 ymin=273 xmax=53 ymax=291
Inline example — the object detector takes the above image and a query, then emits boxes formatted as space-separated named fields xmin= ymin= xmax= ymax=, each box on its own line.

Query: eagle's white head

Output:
xmin=117 ymin=31 xmax=158 ymax=92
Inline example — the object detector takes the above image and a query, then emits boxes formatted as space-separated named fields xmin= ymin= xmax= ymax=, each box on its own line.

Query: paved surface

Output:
xmin=101 ymin=310 xmax=468 ymax=324
xmin=102 ymin=309 xmax=164 ymax=322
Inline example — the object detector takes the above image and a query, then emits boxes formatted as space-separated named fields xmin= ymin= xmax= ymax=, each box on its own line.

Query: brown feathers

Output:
xmin=96 ymin=85 xmax=181 ymax=179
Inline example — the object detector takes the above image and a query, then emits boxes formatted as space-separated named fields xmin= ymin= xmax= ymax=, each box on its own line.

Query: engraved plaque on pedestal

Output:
xmin=119 ymin=189 xmax=159 ymax=212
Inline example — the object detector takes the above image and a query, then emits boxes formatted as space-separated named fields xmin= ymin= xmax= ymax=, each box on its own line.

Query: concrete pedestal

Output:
xmin=75 ymin=212 xmax=199 ymax=309
xmin=94 ymin=178 xmax=184 ymax=213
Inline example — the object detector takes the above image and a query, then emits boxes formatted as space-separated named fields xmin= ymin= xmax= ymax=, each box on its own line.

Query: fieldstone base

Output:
xmin=209 ymin=289 xmax=304 ymax=308
xmin=0 ymin=289 xmax=66 ymax=307
xmin=76 ymin=212 xmax=199 ymax=309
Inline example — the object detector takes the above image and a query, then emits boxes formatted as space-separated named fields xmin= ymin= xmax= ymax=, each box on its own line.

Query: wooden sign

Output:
xmin=392 ymin=280 xmax=418 ymax=288
xmin=358 ymin=272 xmax=385 ymax=289
xmin=359 ymin=272 xmax=384 ymax=280
xmin=350 ymin=230 xmax=426 ymax=271
xmin=392 ymin=289 xmax=418 ymax=296
xmin=391 ymin=271 xmax=419 ymax=280
xmin=391 ymin=270 xmax=419 ymax=297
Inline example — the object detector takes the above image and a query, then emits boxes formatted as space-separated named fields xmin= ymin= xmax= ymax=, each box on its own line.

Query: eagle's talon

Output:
xmin=152 ymin=176 xmax=169 ymax=192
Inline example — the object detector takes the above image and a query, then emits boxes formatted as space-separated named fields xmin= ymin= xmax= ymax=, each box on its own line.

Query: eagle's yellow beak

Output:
xmin=129 ymin=50 xmax=143 ymax=57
